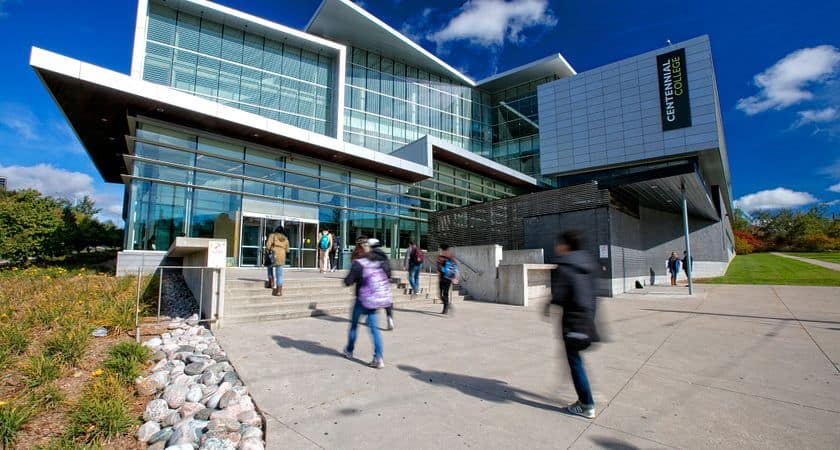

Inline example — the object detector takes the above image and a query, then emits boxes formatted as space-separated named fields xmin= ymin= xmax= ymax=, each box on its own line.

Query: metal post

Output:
xmin=135 ymin=266 xmax=143 ymax=343
xmin=157 ymin=267 xmax=163 ymax=324
xmin=199 ymin=269 xmax=205 ymax=316
xmin=681 ymin=181 xmax=693 ymax=295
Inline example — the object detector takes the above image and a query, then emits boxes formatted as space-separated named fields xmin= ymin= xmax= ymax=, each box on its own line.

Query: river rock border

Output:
xmin=135 ymin=315 xmax=265 ymax=450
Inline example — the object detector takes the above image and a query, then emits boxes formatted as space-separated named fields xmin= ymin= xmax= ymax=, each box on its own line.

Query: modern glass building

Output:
xmin=31 ymin=0 xmax=733 ymax=279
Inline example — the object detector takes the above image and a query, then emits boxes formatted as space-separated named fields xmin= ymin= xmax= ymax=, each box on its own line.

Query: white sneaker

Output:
xmin=343 ymin=348 xmax=352 ymax=359
xmin=387 ymin=317 xmax=395 ymax=330
xmin=566 ymin=401 xmax=595 ymax=419
xmin=369 ymin=357 xmax=384 ymax=369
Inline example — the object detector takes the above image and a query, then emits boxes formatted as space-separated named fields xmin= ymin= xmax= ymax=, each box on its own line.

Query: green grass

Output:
xmin=784 ymin=252 xmax=840 ymax=264
xmin=699 ymin=253 xmax=840 ymax=286
xmin=102 ymin=341 xmax=151 ymax=384
xmin=0 ymin=401 xmax=37 ymax=448
xmin=22 ymin=354 xmax=63 ymax=388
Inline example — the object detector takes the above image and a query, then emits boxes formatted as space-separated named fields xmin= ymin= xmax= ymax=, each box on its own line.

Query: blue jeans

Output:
xmin=408 ymin=264 xmax=421 ymax=293
xmin=567 ymin=349 xmax=593 ymax=405
xmin=346 ymin=301 xmax=383 ymax=359
xmin=267 ymin=265 xmax=284 ymax=287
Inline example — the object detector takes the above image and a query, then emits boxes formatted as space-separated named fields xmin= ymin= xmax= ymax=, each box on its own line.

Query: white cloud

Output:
xmin=428 ymin=0 xmax=557 ymax=47
xmin=795 ymin=107 xmax=838 ymax=126
xmin=0 ymin=102 xmax=84 ymax=155
xmin=733 ymin=187 xmax=819 ymax=212
xmin=0 ymin=164 xmax=123 ymax=224
xmin=736 ymin=45 xmax=840 ymax=115
xmin=821 ymin=159 xmax=840 ymax=179
xmin=829 ymin=183 xmax=840 ymax=193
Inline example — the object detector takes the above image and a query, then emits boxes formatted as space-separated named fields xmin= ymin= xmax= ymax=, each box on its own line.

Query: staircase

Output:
xmin=222 ymin=269 xmax=466 ymax=325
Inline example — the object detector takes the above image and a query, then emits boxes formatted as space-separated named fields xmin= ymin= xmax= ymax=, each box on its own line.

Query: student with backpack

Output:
xmin=436 ymin=244 xmax=458 ymax=315
xmin=318 ymin=229 xmax=333 ymax=273
xmin=367 ymin=238 xmax=395 ymax=330
xmin=343 ymin=236 xmax=391 ymax=368
xmin=402 ymin=240 xmax=423 ymax=298
xmin=330 ymin=234 xmax=342 ymax=272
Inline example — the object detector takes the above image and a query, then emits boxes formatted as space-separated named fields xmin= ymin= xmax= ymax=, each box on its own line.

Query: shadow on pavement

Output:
xmin=589 ymin=437 xmax=640 ymax=450
xmin=272 ymin=335 xmax=343 ymax=357
xmin=397 ymin=364 xmax=568 ymax=414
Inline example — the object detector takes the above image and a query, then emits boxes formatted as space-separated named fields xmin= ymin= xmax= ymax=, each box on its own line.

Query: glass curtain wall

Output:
xmin=143 ymin=2 xmax=335 ymax=136
xmin=126 ymin=122 xmax=516 ymax=260
xmin=343 ymin=47 xmax=492 ymax=155
xmin=489 ymin=76 xmax=555 ymax=177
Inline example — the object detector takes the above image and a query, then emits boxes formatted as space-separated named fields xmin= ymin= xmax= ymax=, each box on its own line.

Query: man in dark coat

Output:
xmin=546 ymin=230 xmax=599 ymax=419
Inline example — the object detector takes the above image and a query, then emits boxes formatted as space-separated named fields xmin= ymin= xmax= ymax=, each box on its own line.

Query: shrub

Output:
xmin=0 ymin=323 xmax=30 ymax=356
xmin=22 ymin=354 xmax=63 ymax=388
xmin=735 ymin=231 xmax=755 ymax=255
xmin=0 ymin=401 xmax=36 ymax=448
xmin=27 ymin=383 xmax=65 ymax=409
xmin=102 ymin=341 xmax=151 ymax=384
xmin=44 ymin=326 xmax=91 ymax=366
xmin=69 ymin=374 xmax=134 ymax=443
xmin=796 ymin=233 xmax=840 ymax=252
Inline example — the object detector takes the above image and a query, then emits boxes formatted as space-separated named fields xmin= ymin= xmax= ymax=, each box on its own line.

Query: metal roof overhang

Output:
xmin=476 ymin=54 xmax=576 ymax=93
xmin=306 ymin=0 xmax=475 ymax=86
xmin=30 ymin=47 xmax=432 ymax=184
xmin=597 ymin=162 xmax=719 ymax=220
xmin=390 ymin=136 xmax=538 ymax=188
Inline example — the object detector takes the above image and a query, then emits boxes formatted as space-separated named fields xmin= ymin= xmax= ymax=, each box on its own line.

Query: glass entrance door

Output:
xmin=239 ymin=215 xmax=319 ymax=269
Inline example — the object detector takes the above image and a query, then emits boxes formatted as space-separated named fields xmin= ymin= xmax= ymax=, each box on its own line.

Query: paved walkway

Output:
xmin=216 ymin=284 xmax=840 ymax=449
xmin=772 ymin=252 xmax=840 ymax=272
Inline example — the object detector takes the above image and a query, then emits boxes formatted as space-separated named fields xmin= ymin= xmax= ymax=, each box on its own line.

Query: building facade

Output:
xmin=32 ymin=0 xmax=733 ymax=279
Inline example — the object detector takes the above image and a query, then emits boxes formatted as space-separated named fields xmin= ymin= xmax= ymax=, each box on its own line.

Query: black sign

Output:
xmin=657 ymin=48 xmax=691 ymax=131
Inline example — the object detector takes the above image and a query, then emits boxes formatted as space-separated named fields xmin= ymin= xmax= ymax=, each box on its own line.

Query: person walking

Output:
xmin=266 ymin=225 xmax=290 ymax=296
xmin=330 ymin=233 xmax=342 ymax=272
xmin=402 ymin=240 xmax=423 ymax=298
xmin=436 ymin=244 xmax=458 ymax=315
xmin=667 ymin=252 xmax=681 ymax=286
xmin=682 ymin=250 xmax=693 ymax=283
xmin=343 ymin=237 xmax=391 ymax=368
xmin=545 ymin=230 xmax=600 ymax=419
xmin=367 ymin=238 xmax=395 ymax=330
xmin=318 ymin=228 xmax=333 ymax=273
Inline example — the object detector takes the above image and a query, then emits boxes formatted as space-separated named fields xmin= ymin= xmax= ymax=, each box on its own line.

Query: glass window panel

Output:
xmin=221 ymin=26 xmax=243 ymax=63
xmin=175 ymin=11 xmax=200 ymax=51
xmin=148 ymin=4 xmax=177 ymax=45
xmin=243 ymin=32 xmax=263 ymax=67
xmin=282 ymin=46 xmax=301 ymax=79
xmin=190 ymin=190 xmax=240 ymax=257
xmin=143 ymin=42 xmax=173 ymax=85
xmin=317 ymin=54 xmax=332 ymax=86
xmin=299 ymin=50 xmax=318 ymax=83
xmin=137 ymin=123 xmax=196 ymax=149
xmin=195 ymin=55 xmax=220 ymax=98
xmin=172 ymin=49 xmax=197 ymax=91
xmin=197 ymin=137 xmax=243 ymax=159
xmin=218 ymin=61 xmax=241 ymax=103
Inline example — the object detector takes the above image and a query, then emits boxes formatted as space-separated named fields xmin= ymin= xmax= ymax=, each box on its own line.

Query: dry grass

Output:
xmin=0 ymin=266 xmax=154 ymax=448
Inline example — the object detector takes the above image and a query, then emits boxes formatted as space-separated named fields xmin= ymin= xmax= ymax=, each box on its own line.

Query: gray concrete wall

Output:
xmin=538 ymin=35 xmax=723 ymax=176
xmin=497 ymin=264 xmax=556 ymax=307
xmin=500 ymin=249 xmax=544 ymax=265
xmin=609 ymin=208 xmax=645 ymax=295
xmin=449 ymin=245 xmax=503 ymax=302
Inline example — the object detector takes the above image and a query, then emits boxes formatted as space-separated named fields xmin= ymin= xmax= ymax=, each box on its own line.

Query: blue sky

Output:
xmin=0 ymin=0 xmax=838 ymax=223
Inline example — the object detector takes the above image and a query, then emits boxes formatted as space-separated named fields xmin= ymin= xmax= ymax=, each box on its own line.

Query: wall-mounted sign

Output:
xmin=657 ymin=48 xmax=692 ymax=131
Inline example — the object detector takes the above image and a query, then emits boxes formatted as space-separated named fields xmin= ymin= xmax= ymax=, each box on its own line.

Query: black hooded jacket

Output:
xmin=551 ymin=250 xmax=600 ymax=342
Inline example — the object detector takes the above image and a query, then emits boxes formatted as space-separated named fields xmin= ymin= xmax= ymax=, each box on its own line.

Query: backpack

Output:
xmin=319 ymin=234 xmax=330 ymax=250
xmin=412 ymin=246 xmax=424 ymax=264
xmin=441 ymin=259 xmax=459 ymax=281
xmin=357 ymin=258 xmax=393 ymax=310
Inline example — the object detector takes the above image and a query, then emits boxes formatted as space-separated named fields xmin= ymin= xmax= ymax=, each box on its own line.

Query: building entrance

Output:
xmin=239 ymin=214 xmax=319 ymax=268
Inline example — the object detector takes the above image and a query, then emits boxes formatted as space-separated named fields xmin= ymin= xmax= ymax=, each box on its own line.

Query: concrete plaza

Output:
xmin=216 ymin=284 xmax=840 ymax=449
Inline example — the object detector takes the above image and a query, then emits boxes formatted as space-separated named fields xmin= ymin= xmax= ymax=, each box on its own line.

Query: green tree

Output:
xmin=0 ymin=190 xmax=64 ymax=264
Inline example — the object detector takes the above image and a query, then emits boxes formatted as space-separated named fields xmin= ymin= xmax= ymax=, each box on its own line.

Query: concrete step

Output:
xmin=225 ymin=295 xmax=423 ymax=314
xmin=223 ymin=298 xmax=444 ymax=325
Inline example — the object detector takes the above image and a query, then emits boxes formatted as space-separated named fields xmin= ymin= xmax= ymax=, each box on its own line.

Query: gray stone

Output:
xmin=195 ymin=408 xmax=216 ymax=421
xmin=152 ymin=350 xmax=167 ymax=362
xmin=167 ymin=422 xmax=200 ymax=447
xmin=188 ymin=354 xmax=211 ymax=364
xmin=199 ymin=370 xmax=221 ymax=386
xmin=204 ymin=362 xmax=232 ymax=375
xmin=137 ymin=420 xmax=161 ymax=442
xmin=163 ymin=383 xmax=188 ymax=409
xmin=143 ymin=337 xmax=163 ymax=348
xmin=177 ymin=345 xmax=196 ymax=353
xmin=237 ymin=410 xmax=261 ymax=427
xmin=165 ymin=444 xmax=194 ymax=450
xmin=184 ymin=361 xmax=210 ymax=376
xmin=186 ymin=384 xmax=203 ymax=403
xmin=162 ymin=410 xmax=181 ymax=427
xmin=148 ymin=441 xmax=166 ymax=450
xmin=206 ymin=382 xmax=231 ymax=409
xmin=207 ymin=418 xmax=241 ymax=433
xmin=137 ymin=370 xmax=169 ymax=396
xmin=143 ymin=399 xmax=171 ymax=422
xmin=239 ymin=438 xmax=265 ymax=450
xmin=222 ymin=371 xmax=237 ymax=385
xmin=240 ymin=426 xmax=262 ymax=441
xmin=218 ymin=390 xmax=239 ymax=409
xmin=200 ymin=437 xmax=236 ymax=450
xmin=147 ymin=426 xmax=174 ymax=444
xmin=209 ymin=407 xmax=241 ymax=420
xmin=179 ymin=401 xmax=204 ymax=418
